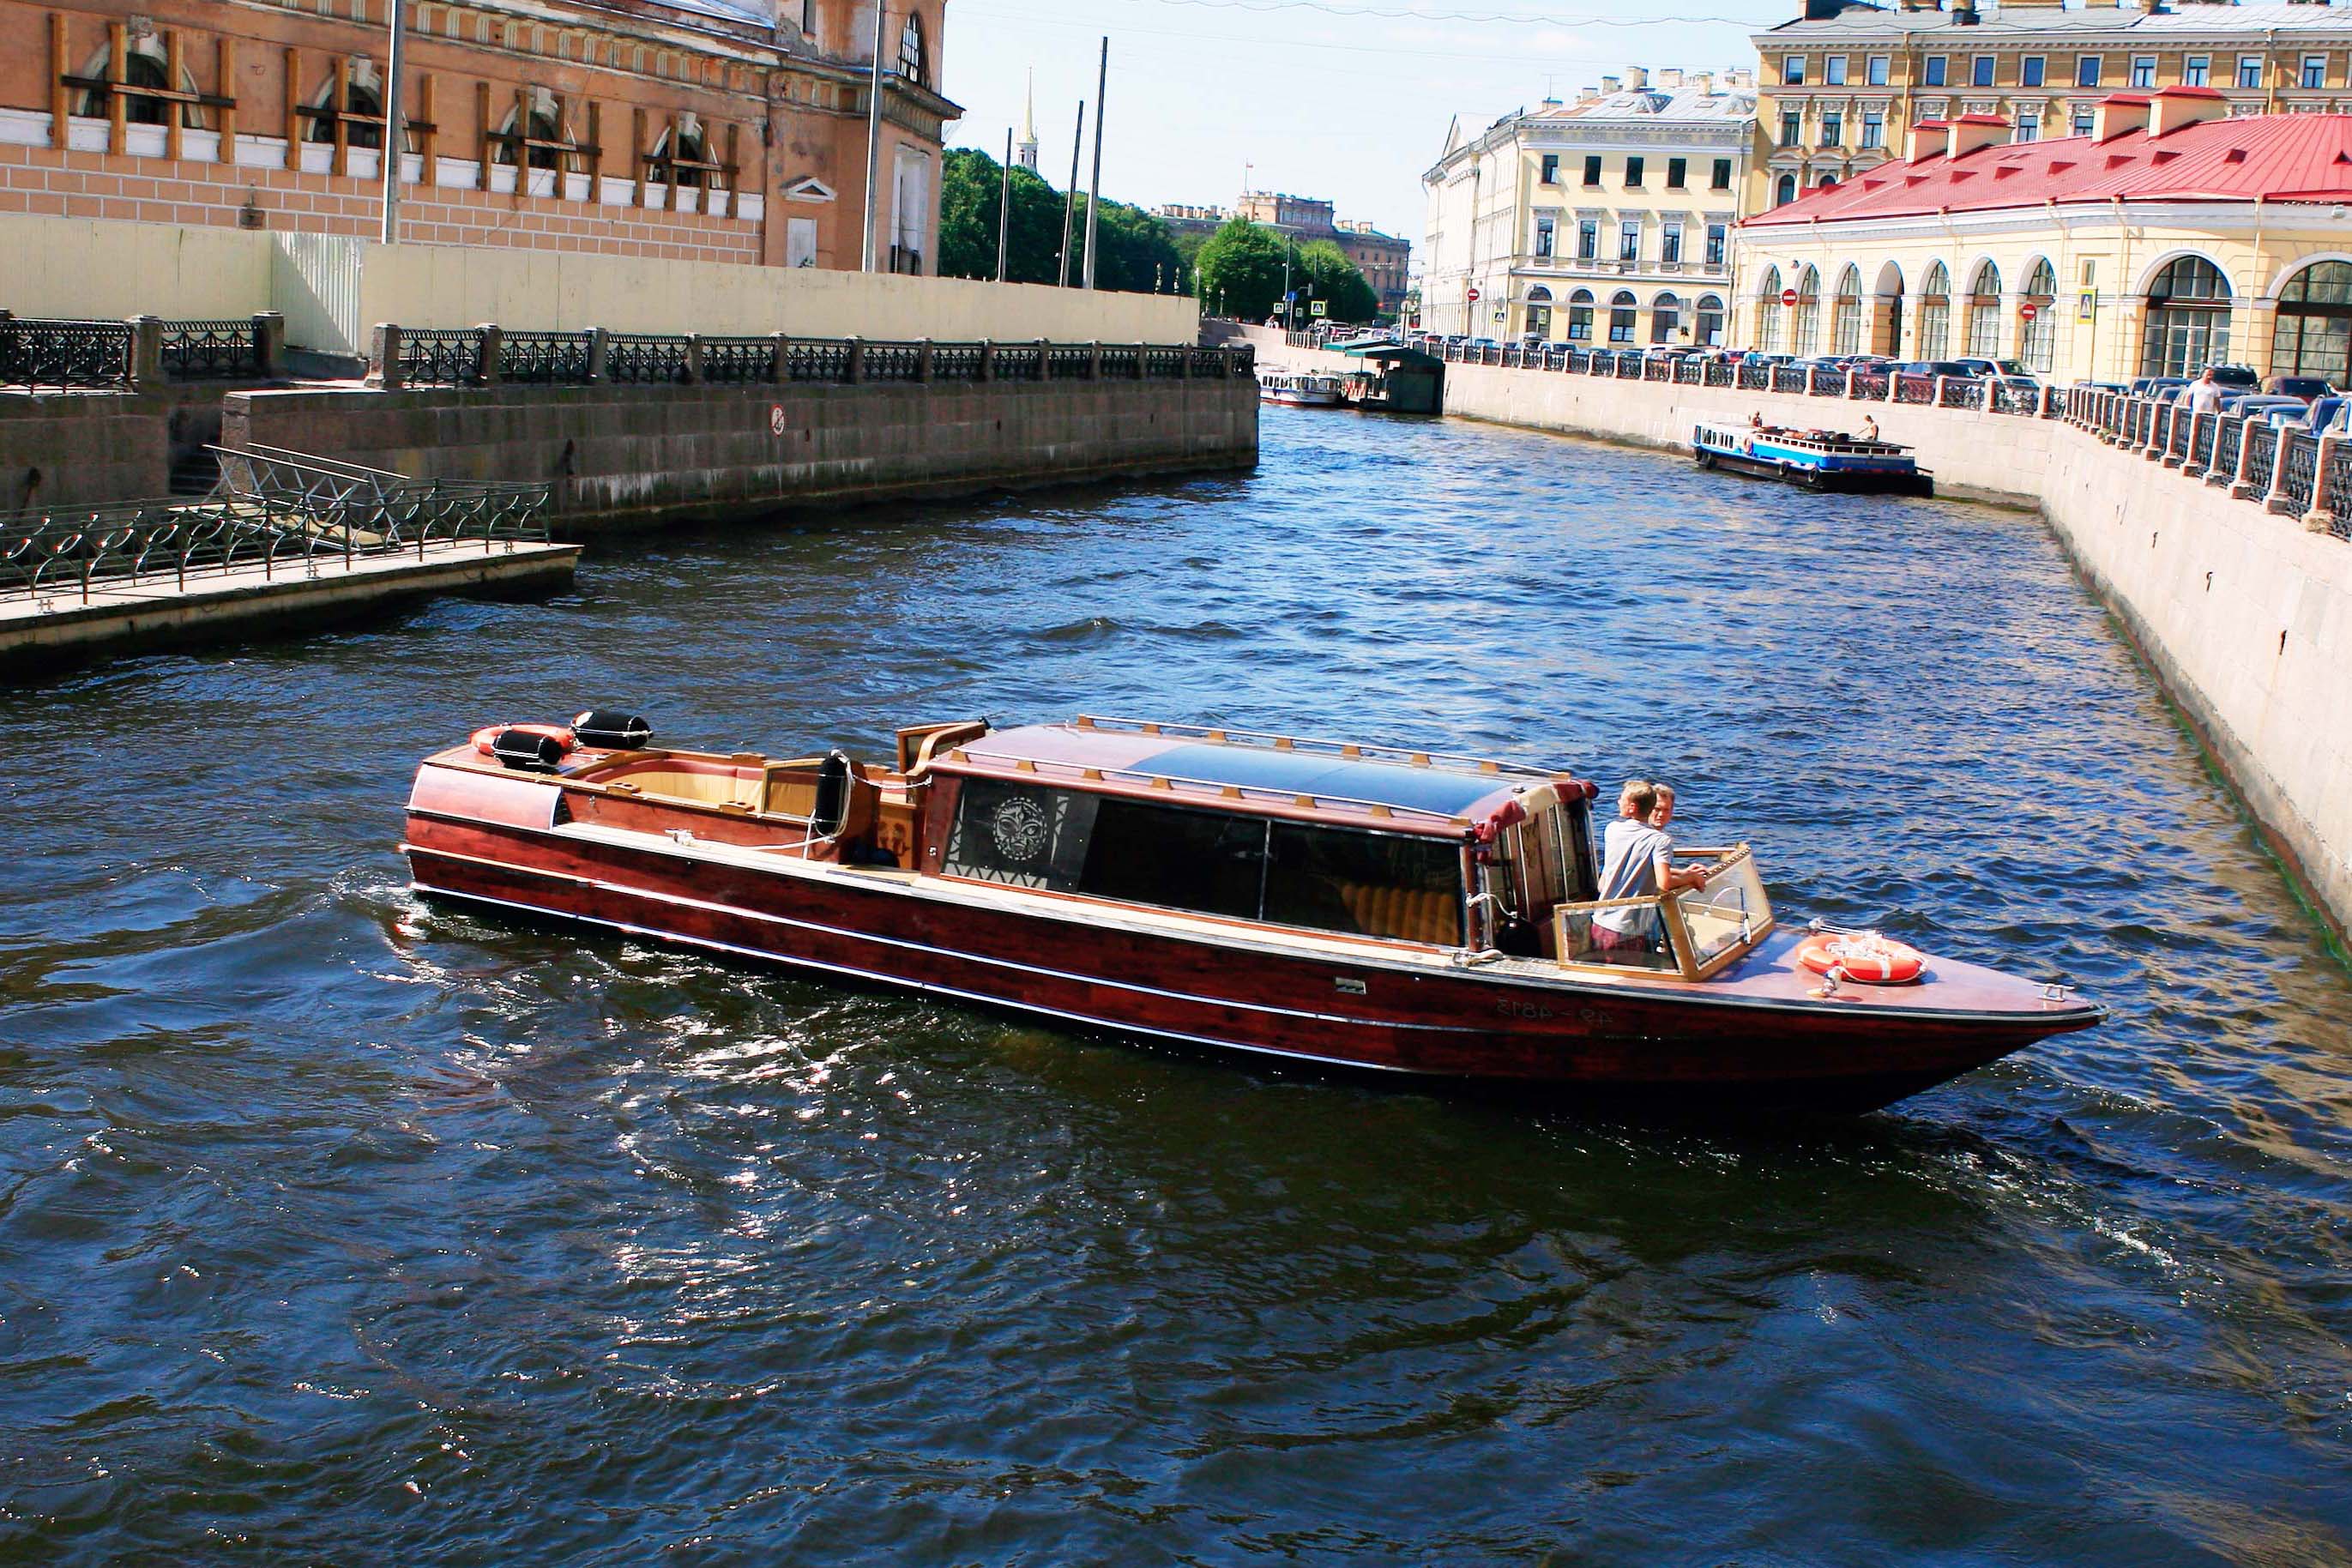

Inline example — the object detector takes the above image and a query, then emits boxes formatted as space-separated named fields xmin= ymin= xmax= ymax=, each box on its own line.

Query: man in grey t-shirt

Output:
xmin=1592 ymin=779 xmax=1710 ymax=958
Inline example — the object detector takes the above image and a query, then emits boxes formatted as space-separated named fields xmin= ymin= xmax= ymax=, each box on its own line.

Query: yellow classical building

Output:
xmin=1735 ymin=87 xmax=2352 ymax=384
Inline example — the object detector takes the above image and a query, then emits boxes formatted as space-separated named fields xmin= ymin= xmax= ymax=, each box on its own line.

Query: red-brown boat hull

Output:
xmin=401 ymin=805 xmax=2099 ymax=1113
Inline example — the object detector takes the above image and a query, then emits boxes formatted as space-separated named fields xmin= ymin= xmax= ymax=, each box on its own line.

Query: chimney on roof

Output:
xmin=1577 ymin=86 xmax=1601 ymax=105
xmin=2149 ymin=84 xmax=2230 ymax=136
xmin=1627 ymin=67 xmax=1649 ymax=89
xmin=1692 ymin=71 xmax=1714 ymax=95
xmin=1600 ymin=74 xmax=1620 ymax=93
xmin=1660 ymin=69 xmax=1684 ymax=88
xmin=2096 ymin=92 xmax=2153 ymax=139
xmin=1947 ymin=113 xmax=2009 ymax=158
xmin=1899 ymin=0 xmax=1944 ymax=10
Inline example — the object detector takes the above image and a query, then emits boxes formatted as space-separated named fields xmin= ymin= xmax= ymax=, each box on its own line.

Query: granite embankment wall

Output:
xmin=1323 ymin=354 xmax=2350 ymax=940
xmin=0 ymin=391 xmax=168 ymax=508
xmin=223 ymin=375 xmax=1260 ymax=529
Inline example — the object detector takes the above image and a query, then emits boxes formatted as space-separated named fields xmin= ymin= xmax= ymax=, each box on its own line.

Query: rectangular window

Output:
xmin=1661 ymin=224 xmax=1682 ymax=264
xmin=2077 ymin=54 xmax=2102 ymax=88
xmin=1534 ymin=215 xmax=1554 ymax=257
xmin=1861 ymin=110 xmax=1885 ymax=148
xmin=1262 ymin=823 xmax=1465 ymax=946
xmin=2131 ymin=56 xmax=2156 ymax=88
xmin=1619 ymin=220 xmax=1640 ymax=262
xmin=2021 ymin=56 xmax=2045 ymax=88
xmin=1972 ymin=54 xmax=1996 ymax=88
xmin=2016 ymin=112 xmax=2039 ymax=142
xmin=1820 ymin=111 xmax=1842 ymax=147
xmin=1625 ymin=155 xmax=1644 ymax=187
xmin=1780 ymin=111 xmax=1802 ymax=147
xmin=1577 ymin=219 xmax=1597 ymax=260
xmin=1783 ymin=53 xmax=1806 ymax=86
xmin=2304 ymin=55 xmax=2327 ymax=90
xmin=1073 ymin=797 xmax=1263 ymax=921
xmin=1825 ymin=55 xmax=1848 ymax=86
xmin=1583 ymin=154 xmax=1602 ymax=185
xmin=1924 ymin=55 xmax=1947 ymax=88
xmin=1704 ymin=223 xmax=1727 ymax=266
xmin=1711 ymin=157 xmax=1732 ymax=190
xmin=2185 ymin=55 xmax=2210 ymax=87
xmin=1540 ymin=153 xmax=1559 ymax=184
xmin=1666 ymin=156 xmax=1686 ymax=189
xmin=2072 ymin=107 xmax=2096 ymax=136
xmin=2238 ymin=56 xmax=2263 ymax=90
xmin=1867 ymin=54 xmax=1890 ymax=87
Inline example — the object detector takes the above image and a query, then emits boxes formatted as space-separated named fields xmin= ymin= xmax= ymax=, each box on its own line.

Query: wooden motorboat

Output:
xmin=1694 ymin=419 xmax=1933 ymax=495
xmin=401 ymin=713 xmax=2102 ymax=1113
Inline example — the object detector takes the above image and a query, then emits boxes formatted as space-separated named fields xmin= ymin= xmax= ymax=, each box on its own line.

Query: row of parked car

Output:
xmin=2094 ymin=365 xmax=2347 ymax=432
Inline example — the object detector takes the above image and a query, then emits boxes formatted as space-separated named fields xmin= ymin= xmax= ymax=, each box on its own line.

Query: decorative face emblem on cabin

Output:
xmin=986 ymin=796 xmax=1051 ymax=863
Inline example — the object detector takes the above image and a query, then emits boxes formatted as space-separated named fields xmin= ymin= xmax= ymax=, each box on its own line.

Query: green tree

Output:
xmin=1191 ymin=217 xmax=1288 ymax=322
xmin=1298 ymin=239 xmax=1379 ymax=324
xmin=938 ymin=147 xmax=1185 ymax=293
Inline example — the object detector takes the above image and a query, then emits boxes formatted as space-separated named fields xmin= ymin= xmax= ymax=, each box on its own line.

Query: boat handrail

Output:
xmin=950 ymin=745 xmax=1473 ymax=825
xmin=1069 ymin=715 xmax=1562 ymax=781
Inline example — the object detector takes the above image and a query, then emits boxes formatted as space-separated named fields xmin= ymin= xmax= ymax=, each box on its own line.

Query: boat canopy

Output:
xmin=933 ymin=718 xmax=1568 ymax=833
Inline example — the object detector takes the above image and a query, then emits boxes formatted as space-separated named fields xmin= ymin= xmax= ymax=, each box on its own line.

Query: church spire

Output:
xmin=1017 ymin=69 xmax=1040 ymax=171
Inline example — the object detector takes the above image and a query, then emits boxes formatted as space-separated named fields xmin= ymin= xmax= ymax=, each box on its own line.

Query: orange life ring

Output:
xmin=471 ymin=722 xmax=576 ymax=758
xmin=1796 ymin=932 xmax=1926 ymax=986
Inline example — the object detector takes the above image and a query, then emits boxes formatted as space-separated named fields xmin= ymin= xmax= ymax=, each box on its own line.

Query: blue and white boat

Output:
xmin=1692 ymin=420 xmax=1933 ymax=496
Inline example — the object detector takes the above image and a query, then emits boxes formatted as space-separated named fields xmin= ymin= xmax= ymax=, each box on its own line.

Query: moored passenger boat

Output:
xmin=1258 ymin=372 xmax=1346 ymax=407
xmin=402 ymin=713 xmax=2100 ymax=1112
xmin=1693 ymin=420 xmax=1933 ymax=496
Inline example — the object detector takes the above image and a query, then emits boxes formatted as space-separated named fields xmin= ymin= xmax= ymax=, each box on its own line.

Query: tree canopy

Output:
xmin=938 ymin=147 xmax=1185 ymax=294
xmin=1189 ymin=220 xmax=1382 ymax=323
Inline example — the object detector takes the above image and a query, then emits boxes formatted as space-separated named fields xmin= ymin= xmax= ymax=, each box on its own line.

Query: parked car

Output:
xmin=2206 ymin=364 xmax=2261 ymax=389
xmin=1953 ymin=357 xmax=2033 ymax=380
xmin=1897 ymin=360 xmax=1981 ymax=379
xmin=2221 ymin=395 xmax=2309 ymax=422
xmin=2263 ymin=374 xmax=2334 ymax=402
xmin=2130 ymin=375 xmax=2190 ymax=399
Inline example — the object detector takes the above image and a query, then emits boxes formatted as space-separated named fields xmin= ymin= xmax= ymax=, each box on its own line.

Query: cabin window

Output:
xmin=1075 ymin=797 xmax=1264 ymax=921
xmin=943 ymin=781 xmax=1467 ymax=944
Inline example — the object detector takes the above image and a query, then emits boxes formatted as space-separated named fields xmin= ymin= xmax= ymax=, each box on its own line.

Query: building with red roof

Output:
xmin=1733 ymin=87 xmax=2352 ymax=385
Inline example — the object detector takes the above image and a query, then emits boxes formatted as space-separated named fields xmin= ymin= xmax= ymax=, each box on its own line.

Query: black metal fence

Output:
xmin=374 ymin=325 xmax=1252 ymax=391
xmin=2065 ymin=385 xmax=2347 ymax=540
xmin=0 ymin=443 xmax=550 ymax=606
xmin=2 ymin=313 xmax=282 ymax=392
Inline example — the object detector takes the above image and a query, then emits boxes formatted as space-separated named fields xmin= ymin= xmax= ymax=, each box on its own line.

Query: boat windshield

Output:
xmin=1548 ymin=844 xmax=1775 ymax=980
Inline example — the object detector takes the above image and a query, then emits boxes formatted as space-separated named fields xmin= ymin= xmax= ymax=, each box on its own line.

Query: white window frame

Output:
xmin=2238 ymin=57 xmax=2263 ymax=90
xmin=1825 ymin=55 xmax=1848 ymax=87
xmin=1867 ymin=54 xmax=1890 ymax=87
xmin=2131 ymin=56 xmax=2156 ymax=88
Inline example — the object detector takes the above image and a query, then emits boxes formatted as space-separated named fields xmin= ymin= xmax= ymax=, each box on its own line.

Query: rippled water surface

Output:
xmin=4 ymin=409 xmax=2349 ymax=1564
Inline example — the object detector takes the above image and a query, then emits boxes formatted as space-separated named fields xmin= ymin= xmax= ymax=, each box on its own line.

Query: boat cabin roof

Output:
xmin=932 ymin=717 xmax=1582 ymax=835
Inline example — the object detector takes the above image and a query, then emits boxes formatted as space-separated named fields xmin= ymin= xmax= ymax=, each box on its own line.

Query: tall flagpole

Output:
xmin=995 ymin=127 xmax=1011 ymax=282
xmin=380 ymin=0 xmax=407 ymax=242
xmin=860 ymin=0 xmax=886 ymax=271
xmin=1057 ymin=102 xmax=1083 ymax=287
xmin=1082 ymin=36 xmax=1107 ymax=290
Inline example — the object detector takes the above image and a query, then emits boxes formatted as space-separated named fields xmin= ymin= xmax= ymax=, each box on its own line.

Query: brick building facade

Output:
xmin=0 ymin=0 xmax=955 ymax=275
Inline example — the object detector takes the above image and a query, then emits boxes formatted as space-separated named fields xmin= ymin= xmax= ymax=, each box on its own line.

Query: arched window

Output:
xmin=2020 ymin=258 xmax=2058 ymax=373
xmin=1566 ymin=286 xmax=1595 ymax=342
xmin=307 ymin=63 xmax=385 ymax=150
xmin=495 ymin=93 xmax=571 ymax=171
xmin=1964 ymin=261 xmax=2004 ymax=357
xmin=1757 ymin=265 xmax=1784 ymax=353
xmin=1697 ymin=292 xmax=1726 ymax=347
xmin=899 ymin=12 xmax=926 ymax=84
xmin=1608 ymin=289 xmax=1638 ymax=345
xmin=75 ymin=40 xmax=190 ymax=126
xmin=1831 ymin=264 xmax=1863 ymax=355
xmin=2141 ymin=255 xmax=2232 ymax=377
xmin=1917 ymin=261 xmax=1951 ymax=359
xmin=1873 ymin=262 xmax=1906 ymax=357
xmin=1525 ymin=284 xmax=1553 ymax=340
xmin=2271 ymin=260 xmax=2352 ymax=385
xmin=1651 ymin=290 xmax=1681 ymax=344
xmin=1775 ymin=172 xmax=1798 ymax=207
xmin=647 ymin=117 xmax=709 ymax=187
xmin=1792 ymin=265 xmax=1821 ymax=356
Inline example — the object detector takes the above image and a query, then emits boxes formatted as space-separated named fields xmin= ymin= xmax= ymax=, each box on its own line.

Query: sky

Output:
xmin=936 ymin=0 xmax=1794 ymax=250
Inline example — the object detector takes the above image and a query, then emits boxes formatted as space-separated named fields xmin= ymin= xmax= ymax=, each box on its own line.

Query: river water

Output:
xmin=3 ymin=408 xmax=2349 ymax=1564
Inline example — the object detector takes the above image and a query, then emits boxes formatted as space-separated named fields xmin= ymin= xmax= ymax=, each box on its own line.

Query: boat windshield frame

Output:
xmin=1549 ymin=843 xmax=1776 ymax=981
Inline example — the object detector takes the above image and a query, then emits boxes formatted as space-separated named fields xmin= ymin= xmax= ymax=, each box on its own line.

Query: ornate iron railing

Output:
xmin=698 ymin=335 xmax=776 ymax=385
xmin=2279 ymin=430 xmax=2319 ymax=514
xmin=2189 ymin=411 xmax=2218 ymax=471
xmin=2325 ymin=441 xmax=2352 ymax=540
xmin=605 ymin=333 xmax=691 ymax=385
xmin=1046 ymin=345 xmax=1094 ymax=380
xmin=1991 ymin=380 xmax=2041 ymax=416
xmin=498 ymin=330 xmax=594 ymax=385
xmin=1770 ymin=365 xmax=1807 ymax=395
xmin=2245 ymin=421 xmax=2278 ymax=497
xmin=158 ymin=319 xmax=262 ymax=381
xmin=2208 ymin=416 xmax=2245 ymax=486
xmin=0 ymin=443 xmax=549 ymax=606
xmin=929 ymin=342 xmax=985 ymax=382
xmin=0 ymin=317 xmax=134 ymax=390
xmin=787 ymin=339 xmax=850 ymax=383
xmin=995 ymin=343 xmax=1046 ymax=382
xmin=1852 ymin=370 xmax=1889 ymax=400
xmin=1101 ymin=347 xmax=1143 ymax=378
xmin=400 ymin=329 xmax=485 ymax=388
xmin=862 ymin=341 xmax=921 ymax=381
